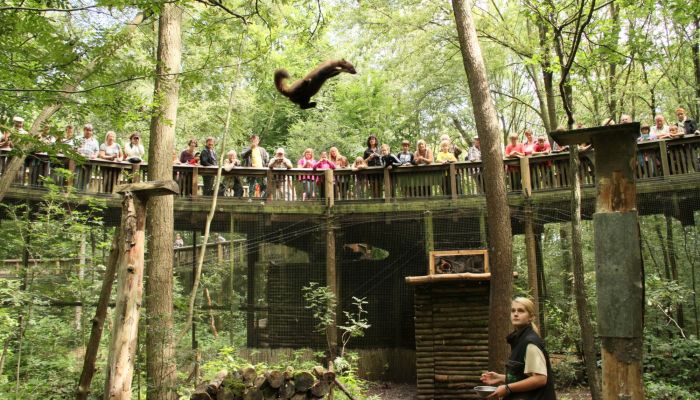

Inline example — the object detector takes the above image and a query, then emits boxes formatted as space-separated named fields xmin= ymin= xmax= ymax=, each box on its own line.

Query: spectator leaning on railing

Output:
xmin=467 ymin=136 xmax=481 ymax=162
xmin=675 ymin=107 xmax=698 ymax=135
xmin=200 ymin=136 xmax=218 ymax=196
xmin=241 ymin=134 xmax=269 ymax=199
xmin=124 ymin=132 xmax=145 ymax=163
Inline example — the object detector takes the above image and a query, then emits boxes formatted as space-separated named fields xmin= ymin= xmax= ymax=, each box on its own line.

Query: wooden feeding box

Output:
xmin=428 ymin=249 xmax=489 ymax=275
xmin=406 ymin=261 xmax=491 ymax=399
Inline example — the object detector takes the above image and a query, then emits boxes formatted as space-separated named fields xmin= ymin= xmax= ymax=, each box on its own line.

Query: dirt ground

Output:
xmin=365 ymin=383 xmax=592 ymax=400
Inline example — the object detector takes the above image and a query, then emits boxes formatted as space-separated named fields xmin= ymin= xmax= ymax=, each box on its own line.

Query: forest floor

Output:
xmin=365 ymin=383 xmax=592 ymax=399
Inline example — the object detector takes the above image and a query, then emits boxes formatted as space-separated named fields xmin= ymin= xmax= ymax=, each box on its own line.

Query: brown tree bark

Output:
xmin=145 ymin=4 xmax=182 ymax=399
xmin=77 ymin=228 xmax=121 ymax=400
xmin=537 ymin=19 xmax=558 ymax=130
xmin=693 ymin=17 xmax=700 ymax=119
xmin=569 ymin=147 xmax=602 ymax=400
xmin=104 ymin=194 xmax=147 ymax=400
xmin=451 ymin=0 xmax=513 ymax=370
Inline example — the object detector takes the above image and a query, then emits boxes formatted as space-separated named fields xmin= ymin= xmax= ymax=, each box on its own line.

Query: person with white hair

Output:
xmin=99 ymin=131 xmax=123 ymax=161
xmin=76 ymin=124 xmax=100 ymax=158
xmin=268 ymin=147 xmax=293 ymax=200
xmin=12 ymin=116 xmax=27 ymax=134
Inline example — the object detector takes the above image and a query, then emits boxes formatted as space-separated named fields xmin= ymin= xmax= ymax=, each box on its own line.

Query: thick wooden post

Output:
xmin=519 ymin=156 xmax=532 ymax=197
xmin=103 ymin=194 xmax=146 ymax=400
xmin=104 ymin=181 xmax=178 ymax=400
xmin=326 ymin=220 xmax=338 ymax=357
xmin=424 ymin=211 xmax=434 ymax=264
xmin=77 ymin=227 xmax=121 ymax=400
xmin=383 ymin=167 xmax=392 ymax=202
xmin=523 ymin=203 xmax=540 ymax=327
xmin=553 ymin=124 xmax=644 ymax=399
xmin=325 ymin=169 xmax=334 ymax=208
xmin=448 ymin=163 xmax=458 ymax=200
xmin=658 ymin=140 xmax=670 ymax=177
xmin=246 ymin=235 xmax=258 ymax=347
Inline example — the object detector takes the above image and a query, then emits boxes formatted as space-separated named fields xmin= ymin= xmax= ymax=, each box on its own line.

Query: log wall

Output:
xmin=414 ymin=281 xmax=490 ymax=399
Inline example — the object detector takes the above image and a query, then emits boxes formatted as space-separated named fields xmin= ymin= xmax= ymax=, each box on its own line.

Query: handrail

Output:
xmin=1 ymin=135 xmax=699 ymax=203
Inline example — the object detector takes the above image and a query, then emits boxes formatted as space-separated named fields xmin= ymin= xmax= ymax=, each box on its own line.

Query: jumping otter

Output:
xmin=274 ymin=59 xmax=357 ymax=109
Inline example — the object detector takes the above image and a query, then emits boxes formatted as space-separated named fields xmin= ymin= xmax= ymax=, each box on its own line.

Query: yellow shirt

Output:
xmin=436 ymin=151 xmax=457 ymax=163
xmin=251 ymin=147 xmax=262 ymax=168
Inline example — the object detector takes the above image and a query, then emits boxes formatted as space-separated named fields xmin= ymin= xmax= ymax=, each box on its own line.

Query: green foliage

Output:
xmin=644 ymin=337 xmax=700 ymax=395
xmin=302 ymin=282 xmax=336 ymax=335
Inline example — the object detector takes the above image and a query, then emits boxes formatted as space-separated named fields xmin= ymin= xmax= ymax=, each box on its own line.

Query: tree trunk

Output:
xmin=451 ymin=0 xmax=513 ymax=370
xmin=524 ymin=203 xmax=540 ymax=328
xmin=145 ymin=4 xmax=182 ymax=400
xmin=538 ymin=20 xmax=558 ymax=130
xmin=665 ymin=216 xmax=684 ymax=330
xmin=77 ymin=228 xmax=122 ymax=400
xmin=0 ymin=12 xmax=147 ymax=203
xmin=569 ymin=147 xmax=602 ymax=400
xmin=76 ymin=234 xmax=86 ymax=332
xmin=104 ymin=194 xmax=147 ymax=400
xmin=606 ymin=2 xmax=621 ymax=119
xmin=560 ymin=224 xmax=572 ymax=300
xmin=693 ymin=17 xmax=700 ymax=119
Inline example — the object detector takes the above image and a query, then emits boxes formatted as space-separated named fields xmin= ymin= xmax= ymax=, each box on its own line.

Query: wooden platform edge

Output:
xmin=405 ymin=271 xmax=519 ymax=285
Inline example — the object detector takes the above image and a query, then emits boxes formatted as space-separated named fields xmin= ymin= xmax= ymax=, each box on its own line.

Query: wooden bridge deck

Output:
xmin=1 ymin=135 xmax=699 ymax=227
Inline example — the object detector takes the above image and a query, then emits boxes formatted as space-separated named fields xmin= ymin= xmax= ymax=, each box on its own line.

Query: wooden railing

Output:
xmin=2 ymin=135 xmax=699 ymax=203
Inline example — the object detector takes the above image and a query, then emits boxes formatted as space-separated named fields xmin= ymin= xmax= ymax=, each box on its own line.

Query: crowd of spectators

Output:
xmin=2 ymin=106 xmax=698 ymax=197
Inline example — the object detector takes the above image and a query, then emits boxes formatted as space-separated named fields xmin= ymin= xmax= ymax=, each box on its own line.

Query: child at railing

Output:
xmin=297 ymin=148 xmax=316 ymax=200
xmin=313 ymin=151 xmax=336 ymax=199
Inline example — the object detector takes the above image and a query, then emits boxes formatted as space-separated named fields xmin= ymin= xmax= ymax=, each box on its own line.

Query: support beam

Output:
xmin=553 ymin=123 xmax=643 ymax=399
xmin=103 ymin=193 xmax=147 ymax=400
xmin=246 ymin=234 xmax=259 ymax=348
xmin=326 ymin=220 xmax=338 ymax=357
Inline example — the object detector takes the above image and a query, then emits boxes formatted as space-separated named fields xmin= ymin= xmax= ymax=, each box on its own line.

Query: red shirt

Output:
xmin=533 ymin=142 xmax=551 ymax=154
xmin=505 ymin=143 xmax=524 ymax=157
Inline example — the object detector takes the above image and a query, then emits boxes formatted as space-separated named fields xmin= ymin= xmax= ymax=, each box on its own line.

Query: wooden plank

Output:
xmin=114 ymin=179 xmax=179 ymax=196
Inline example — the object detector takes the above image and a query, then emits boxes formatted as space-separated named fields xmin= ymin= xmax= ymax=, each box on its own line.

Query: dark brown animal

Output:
xmin=274 ymin=59 xmax=356 ymax=109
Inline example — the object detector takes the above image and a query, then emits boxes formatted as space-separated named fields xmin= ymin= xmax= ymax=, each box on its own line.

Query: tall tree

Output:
xmin=451 ymin=0 xmax=513 ymax=369
xmin=145 ymin=3 xmax=182 ymax=399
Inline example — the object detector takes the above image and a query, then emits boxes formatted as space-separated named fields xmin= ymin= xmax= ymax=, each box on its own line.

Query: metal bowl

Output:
xmin=473 ymin=386 xmax=497 ymax=398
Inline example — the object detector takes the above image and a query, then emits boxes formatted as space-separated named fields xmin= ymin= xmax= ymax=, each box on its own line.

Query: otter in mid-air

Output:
xmin=274 ymin=59 xmax=357 ymax=109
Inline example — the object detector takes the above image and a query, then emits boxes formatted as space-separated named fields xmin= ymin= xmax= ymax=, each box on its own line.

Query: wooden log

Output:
xmin=312 ymin=366 xmax=326 ymax=381
xmin=279 ymin=381 xmax=295 ymax=399
xmin=103 ymin=193 xmax=146 ymax=400
xmin=265 ymin=370 xmax=284 ymax=389
xmin=290 ymin=394 xmax=307 ymax=400
xmin=77 ymin=227 xmax=121 ymax=400
xmin=242 ymin=367 xmax=257 ymax=386
xmin=261 ymin=384 xmax=278 ymax=400
xmin=253 ymin=375 xmax=266 ymax=390
xmin=207 ymin=369 xmax=229 ymax=394
xmin=293 ymin=371 xmax=315 ymax=392
xmin=283 ymin=366 xmax=295 ymax=380
xmin=333 ymin=378 xmax=357 ymax=400
xmin=218 ymin=376 xmax=246 ymax=400
xmin=191 ymin=383 xmax=213 ymax=400
xmin=243 ymin=387 xmax=263 ymax=400
xmin=310 ymin=381 xmax=330 ymax=398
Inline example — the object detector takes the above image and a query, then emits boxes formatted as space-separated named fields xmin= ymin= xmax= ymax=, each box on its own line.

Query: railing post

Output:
xmin=191 ymin=167 xmax=199 ymax=197
xmin=131 ymin=163 xmax=141 ymax=183
xmin=383 ymin=167 xmax=392 ymax=202
xmin=67 ymin=159 xmax=76 ymax=188
xmin=519 ymin=156 xmax=532 ymax=197
xmin=266 ymin=169 xmax=274 ymax=202
xmin=324 ymin=169 xmax=334 ymax=207
xmin=658 ymin=140 xmax=670 ymax=177
xmin=449 ymin=163 xmax=458 ymax=200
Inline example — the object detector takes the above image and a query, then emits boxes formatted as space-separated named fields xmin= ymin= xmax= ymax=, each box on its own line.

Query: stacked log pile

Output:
xmin=191 ymin=365 xmax=338 ymax=400
xmin=414 ymin=281 xmax=489 ymax=399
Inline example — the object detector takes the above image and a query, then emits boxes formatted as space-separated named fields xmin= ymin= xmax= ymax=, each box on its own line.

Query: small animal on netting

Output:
xmin=274 ymin=59 xmax=357 ymax=109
